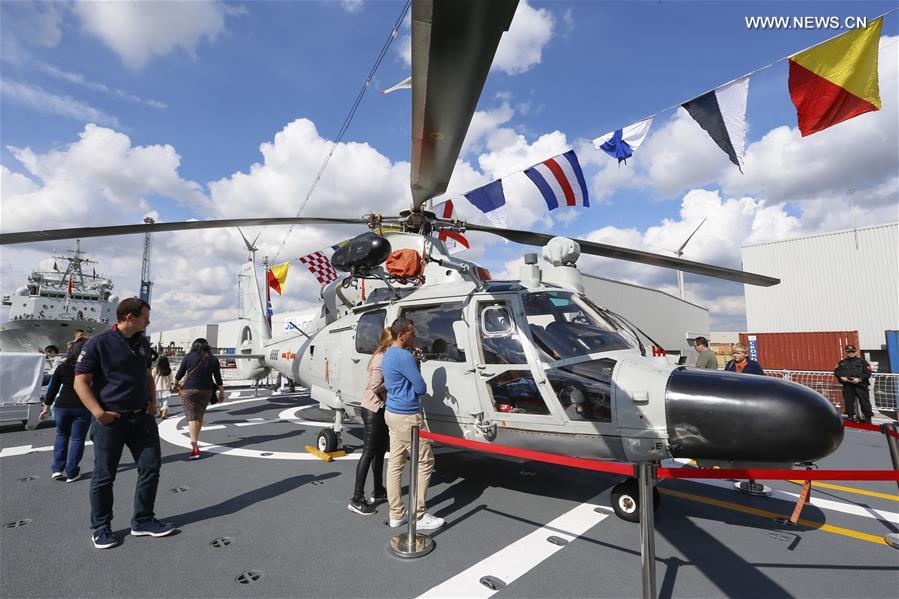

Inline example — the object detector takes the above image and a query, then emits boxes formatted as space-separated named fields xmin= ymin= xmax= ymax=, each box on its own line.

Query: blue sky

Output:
xmin=1 ymin=1 xmax=897 ymax=331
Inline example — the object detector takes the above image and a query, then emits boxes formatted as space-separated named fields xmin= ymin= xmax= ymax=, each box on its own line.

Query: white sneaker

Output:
xmin=51 ymin=472 xmax=64 ymax=481
xmin=388 ymin=515 xmax=408 ymax=528
xmin=66 ymin=473 xmax=81 ymax=483
xmin=416 ymin=513 xmax=445 ymax=531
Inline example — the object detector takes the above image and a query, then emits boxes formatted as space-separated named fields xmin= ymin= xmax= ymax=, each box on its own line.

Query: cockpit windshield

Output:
xmin=523 ymin=291 xmax=635 ymax=360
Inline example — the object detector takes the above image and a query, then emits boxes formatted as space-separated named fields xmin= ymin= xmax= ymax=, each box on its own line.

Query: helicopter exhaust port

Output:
xmin=664 ymin=368 xmax=844 ymax=463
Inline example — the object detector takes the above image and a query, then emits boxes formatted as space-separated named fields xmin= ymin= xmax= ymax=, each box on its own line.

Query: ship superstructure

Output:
xmin=0 ymin=241 xmax=117 ymax=352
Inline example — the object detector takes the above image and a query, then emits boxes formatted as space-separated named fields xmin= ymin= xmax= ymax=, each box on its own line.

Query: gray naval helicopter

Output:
xmin=1 ymin=0 xmax=843 ymax=520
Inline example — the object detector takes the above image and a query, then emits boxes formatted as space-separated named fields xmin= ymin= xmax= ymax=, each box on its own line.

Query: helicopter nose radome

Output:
xmin=665 ymin=368 xmax=843 ymax=463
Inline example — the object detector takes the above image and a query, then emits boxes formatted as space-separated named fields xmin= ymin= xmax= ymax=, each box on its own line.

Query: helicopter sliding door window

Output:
xmin=476 ymin=301 xmax=551 ymax=416
xmin=400 ymin=303 xmax=465 ymax=362
xmin=355 ymin=310 xmax=387 ymax=354
xmin=478 ymin=303 xmax=526 ymax=365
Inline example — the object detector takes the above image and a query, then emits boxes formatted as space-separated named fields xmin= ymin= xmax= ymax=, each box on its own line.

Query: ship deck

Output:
xmin=1 ymin=388 xmax=897 ymax=598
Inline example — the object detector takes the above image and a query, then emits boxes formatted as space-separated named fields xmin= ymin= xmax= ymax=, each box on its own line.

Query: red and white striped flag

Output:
xmin=298 ymin=251 xmax=338 ymax=285
xmin=434 ymin=200 xmax=470 ymax=254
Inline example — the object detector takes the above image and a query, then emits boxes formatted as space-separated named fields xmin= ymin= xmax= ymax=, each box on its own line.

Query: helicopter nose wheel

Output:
xmin=611 ymin=478 xmax=660 ymax=522
xmin=316 ymin=429 xmax=340 ymax=453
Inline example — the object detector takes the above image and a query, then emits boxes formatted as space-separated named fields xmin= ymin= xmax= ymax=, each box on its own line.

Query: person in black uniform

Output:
xmin=833 ymin=345 xmax=874 ymax=423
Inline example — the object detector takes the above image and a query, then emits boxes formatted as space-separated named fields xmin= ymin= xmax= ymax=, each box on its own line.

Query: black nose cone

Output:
xmin=665 ymin=368 xmax=844 ymax=463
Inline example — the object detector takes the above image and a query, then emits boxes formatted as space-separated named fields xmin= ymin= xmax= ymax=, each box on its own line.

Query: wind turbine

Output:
xmin=671 ymin=218 xmax=706 ymax=301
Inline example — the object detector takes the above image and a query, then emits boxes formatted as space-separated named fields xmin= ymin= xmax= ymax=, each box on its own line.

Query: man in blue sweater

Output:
xmin=382 ymin=318 xmax=444 ymax=531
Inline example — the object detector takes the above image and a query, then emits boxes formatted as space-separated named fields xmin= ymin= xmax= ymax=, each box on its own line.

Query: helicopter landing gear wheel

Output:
xmin=316 ymin=429 xmax=339 ymax=453
xmin=611 ymin=478 xmax=660 ymax=522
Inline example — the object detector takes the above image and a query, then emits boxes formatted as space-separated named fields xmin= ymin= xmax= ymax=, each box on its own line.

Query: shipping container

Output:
xmin=738 ymin=331 xmax=859 ymax=371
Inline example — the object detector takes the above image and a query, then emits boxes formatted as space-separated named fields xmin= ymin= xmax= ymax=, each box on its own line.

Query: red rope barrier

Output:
xmin=843 ymin=420 xmax=883 ymax=433
xmin=421 ymin=431 xmax=899 ymax=482
xmin=657 ymin=467 xmax=899 ymax=481
xmin=420 ymin=430 xmax=635 ymax=476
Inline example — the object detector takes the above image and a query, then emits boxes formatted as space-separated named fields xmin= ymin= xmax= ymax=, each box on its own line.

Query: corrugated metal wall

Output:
xmin=742 ymin=223 xmax=899 ymax=350
xmin=739 ymin=331 xmax=859 ymax=370
xmin=581 ymin=274 xmax=710 ymax=355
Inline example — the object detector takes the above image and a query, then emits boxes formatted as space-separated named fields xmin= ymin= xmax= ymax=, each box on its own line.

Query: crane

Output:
xmin=139 ymin=216 xmax=154 ymax=302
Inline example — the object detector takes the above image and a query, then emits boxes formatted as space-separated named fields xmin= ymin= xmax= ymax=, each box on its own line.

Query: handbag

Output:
xmin=176 ymin=355 xmax=207 ymax=398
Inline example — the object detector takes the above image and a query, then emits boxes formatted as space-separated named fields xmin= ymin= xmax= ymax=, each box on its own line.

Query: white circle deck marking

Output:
xmin=157 ymin=396 xmax=361 ymax=461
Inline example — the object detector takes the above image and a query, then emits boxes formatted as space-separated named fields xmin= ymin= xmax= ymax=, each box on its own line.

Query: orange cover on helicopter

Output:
xmin=385 ymin=249 xmax=423 ymax=278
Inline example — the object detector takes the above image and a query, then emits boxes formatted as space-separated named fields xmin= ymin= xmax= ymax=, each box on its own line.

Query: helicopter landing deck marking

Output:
xmin=418 ymin=498 xmax=612 ymax=598
xmin=156 ymin=397 xmax=363 ymax=461
xmin=659 ymin=488 xmax=889 ymax=546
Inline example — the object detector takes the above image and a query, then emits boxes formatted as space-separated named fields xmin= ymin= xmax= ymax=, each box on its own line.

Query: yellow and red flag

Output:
xmin=788 ymin=18 xmax=882 ymax=137
xmin=266 ymin=262 xmax=289 ymax=295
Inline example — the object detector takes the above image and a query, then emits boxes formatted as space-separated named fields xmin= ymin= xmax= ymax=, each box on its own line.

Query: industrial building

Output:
xmin=742 ymin=222 xmax=899 ymax=370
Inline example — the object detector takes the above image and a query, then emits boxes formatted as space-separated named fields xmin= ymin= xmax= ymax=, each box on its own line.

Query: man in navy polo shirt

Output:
xmin=74 ymin=298 xmax=175 ymax=549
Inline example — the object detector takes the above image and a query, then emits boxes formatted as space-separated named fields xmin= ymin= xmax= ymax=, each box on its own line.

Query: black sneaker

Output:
xmin=347 ymin=498 xmax=376 ymax=516
xmin=370 ymin=489 xmax=388 ymax=502
xmin=130 ymin=518 xmax=176 ymax=537
xmin=92 ymin=528 xmax=119 ymax=549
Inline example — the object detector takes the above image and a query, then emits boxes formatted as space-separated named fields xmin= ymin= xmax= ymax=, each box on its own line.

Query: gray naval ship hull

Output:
xmin=0 ymin=319 xmax=107 ymax=352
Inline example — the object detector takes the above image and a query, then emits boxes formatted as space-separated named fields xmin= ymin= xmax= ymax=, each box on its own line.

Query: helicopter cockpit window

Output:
xmin=485 ymin=371 xmax=549 ymax=415
xmin=355 ymin=309 xmax=387 ymax=354
xmin=400 ymin=303 xmax=465 ymax=362
xmin=523 ymin=292 xmax=634 ymax=361
xmin=545 ymin=358 xmax=615 ymax=422
xmin=477 ymin=303 xmax=526 ymax=364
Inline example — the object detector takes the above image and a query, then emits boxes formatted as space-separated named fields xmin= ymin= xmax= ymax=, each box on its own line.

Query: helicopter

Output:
xmin=0 ymin=0 xmax=843 ymax=520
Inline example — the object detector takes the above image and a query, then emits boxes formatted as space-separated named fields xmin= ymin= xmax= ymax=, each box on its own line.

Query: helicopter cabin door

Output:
xmin=470 ymin=298 xmax=561 ymax=427
xmin=398 ymin=302 xmax=479 ymax=433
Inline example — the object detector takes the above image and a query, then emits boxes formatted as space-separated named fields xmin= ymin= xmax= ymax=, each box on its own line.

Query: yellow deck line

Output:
xmin=786 ymin=480 xmax=899 ymax=502
xmin=659 ymin=488 xmax=887 ymax=546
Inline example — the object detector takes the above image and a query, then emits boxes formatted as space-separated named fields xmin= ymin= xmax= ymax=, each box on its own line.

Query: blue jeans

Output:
xmin=51 ymin=407 xmax=92 ymax=478
xmin=89 ymin=411 xmax=162 ymax=531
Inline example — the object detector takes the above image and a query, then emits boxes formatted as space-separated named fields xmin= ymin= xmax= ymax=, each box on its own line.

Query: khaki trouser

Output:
xmin=384 ymin=410 xmax=434 ymax=521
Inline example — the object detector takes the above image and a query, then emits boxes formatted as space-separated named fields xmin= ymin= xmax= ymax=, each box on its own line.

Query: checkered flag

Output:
xmin=298 ymin=251 xmax=338 ymax=285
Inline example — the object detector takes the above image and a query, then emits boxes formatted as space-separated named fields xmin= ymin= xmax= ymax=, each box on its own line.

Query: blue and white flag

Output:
xmin=523 ymin=150 xmax=590 ymax=210
xmin=593 ymin=118 xmax=653 ymax=164
xmin=463 ymin=179 xmax=507 ymax=228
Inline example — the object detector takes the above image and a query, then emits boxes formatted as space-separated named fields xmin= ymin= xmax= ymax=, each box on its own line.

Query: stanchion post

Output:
xmin=639 ymin=462 xmax=657 ymax=599
xmin=388 ymin=424 xmax=435 ymax=558
xmin=883 ymin=422 xmax=899 ymax=550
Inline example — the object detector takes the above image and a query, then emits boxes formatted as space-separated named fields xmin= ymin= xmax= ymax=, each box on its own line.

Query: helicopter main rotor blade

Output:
xmin=410 ymin=0 xmax=518 ymax=210
xmin=0 ymin=217 xmax=369 ymax=245
xmin=460 ymin=222 xmax=780 ymax=287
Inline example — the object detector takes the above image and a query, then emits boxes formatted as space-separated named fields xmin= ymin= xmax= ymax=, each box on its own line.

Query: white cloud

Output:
xmin=339 ymin=0 xmax=364 ymax=14
xmin=0 ymin=2 xmax=63 ymax=50
xmin=3 ymin=124 xmax=208 ymax=233
xmin=493 ymin=0 xmax=554 ymax=75
xmin=36 ymin=63 xmax=167 ymax=109
xmin=72 ymin=0 xmax=239 ymax=70
xmin=0 ymin=80 xmax=122 ymax=128
xmin=461 ymin=102 xmax=515 ymax=155
xmin=395 ymin=1 xmax=553 ymax=76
